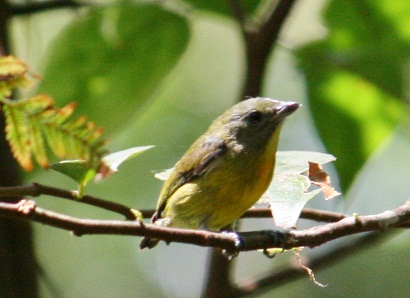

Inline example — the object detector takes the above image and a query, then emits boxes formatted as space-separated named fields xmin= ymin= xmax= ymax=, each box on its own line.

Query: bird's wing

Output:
xmin=154 ymin=137 xmax=228 ymax=220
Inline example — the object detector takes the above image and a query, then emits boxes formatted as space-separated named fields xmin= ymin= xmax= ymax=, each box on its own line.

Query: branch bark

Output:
xmin=10 ymin=0 xmax=83 ymax=15
xmin=0 ymin=183 xmax=138 ymax=220
xmin=0 ymin=198 xmax=409 ymax=252
xmin=234 ymin=230 xmax=400 ymax=296
xmin=234 ymin=0 xmax=298 ymax=98
xmin=0 ymin=2 xmax=38 ymax=296
xmin=1 ymin=186 xmax=409 ymax=296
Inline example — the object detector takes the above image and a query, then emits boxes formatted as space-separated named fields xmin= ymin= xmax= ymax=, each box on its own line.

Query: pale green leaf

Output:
xmin=38 ymin=4 xmax=190 ymax=136
xmin=102 ymin=146 xmax=154 ymax=172
xmin=154 ymin=168 xmax=173 ymax=181
xmin=268 ymin=173 xmax=321 ymax=228
xmin=50 ymin=160 xmax=97 ymax=185
xmin=275 ymin=151 xmax=336 ymax=175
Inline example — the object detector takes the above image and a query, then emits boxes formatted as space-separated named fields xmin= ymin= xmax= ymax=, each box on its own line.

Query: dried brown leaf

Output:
xmin=308 ymin=162 xmax=340 ymax=199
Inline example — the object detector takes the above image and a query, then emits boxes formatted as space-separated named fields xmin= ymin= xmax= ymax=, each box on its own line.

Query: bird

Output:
xmin=140 ymin=97 xmax=299 ymax=249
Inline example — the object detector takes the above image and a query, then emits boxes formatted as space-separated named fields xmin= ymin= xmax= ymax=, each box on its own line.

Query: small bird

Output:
xmin=140 ymin=97 xmax=299 ymax=249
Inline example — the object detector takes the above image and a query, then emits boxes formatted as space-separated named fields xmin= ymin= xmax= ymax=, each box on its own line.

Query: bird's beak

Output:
xmin=275 ymin=101 xmax=300 ymax=120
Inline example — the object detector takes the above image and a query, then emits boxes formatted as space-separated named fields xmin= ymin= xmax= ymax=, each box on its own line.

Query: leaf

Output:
xmin=27 ymin=119 xmax=49 ymax=168
xmin=154 ymin=168 xmax=173 ymax=181
xmin=297 ymin=0 xmax=409 ymax=191
xmin=275 ymin=151 xmax=336 ymax=175
xmin=50 ymin=160 xmax=97 ymax=185
xmin=102 ymin=146 xmax=154 ymax=173
xmin=266 ymin=151 xmax=339 ymax=228
xmin=268 ymin=173 xmax=321 ymax=228
xmin=184 ymin=0 xmax=261 ymax=17
xmin=38 ymin=3 xmax=190 ymax=135
xmin=50 ymin=160 xmax=97 ymax=197
xmin=2 ymin=104 xmax=32 ymax=170
xmin=1 ymin=94 xmax=107 ymax=171
xmin=0 ymin=56 xmax=34 ymax=98
xmin=308 ymin=162 xmax=340 ymax=200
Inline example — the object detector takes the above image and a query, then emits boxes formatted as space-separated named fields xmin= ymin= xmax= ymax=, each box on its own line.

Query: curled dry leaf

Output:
xmin=308 ymin=162 xmax=340 ymax=200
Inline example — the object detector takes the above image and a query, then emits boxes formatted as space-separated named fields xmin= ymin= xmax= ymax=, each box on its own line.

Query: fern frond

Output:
xmin=27 ymin=119 xmax=48 ymax=168
xmin=0 ymin=56 xmax=34 ymax=98
xmin=2 ymin=95 xmax=107 ymax=171
xmin=2 ymin=104 xmax=33 ymax=170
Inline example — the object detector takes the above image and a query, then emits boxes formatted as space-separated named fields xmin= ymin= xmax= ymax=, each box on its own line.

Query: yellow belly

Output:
xmin=163 ymin=152 xmax=275 ymax=230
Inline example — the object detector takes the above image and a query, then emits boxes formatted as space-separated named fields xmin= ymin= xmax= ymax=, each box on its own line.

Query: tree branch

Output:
xmin=244 ymin=207 xmax=346 ymax=222
xmin=0 ymin=2 xmax=38 ymax=295
xmin=232 ymin=0 xmax=298 ymax=98
xmin=0 ymin=198 xmax=409 ymax=252
xmin=234 ymin=230 xmax=400 ymax=296
xmin=10 ymin=0 xmax=84 ymax=16
xmin=0 ymin=183 xmax=138 ymax=220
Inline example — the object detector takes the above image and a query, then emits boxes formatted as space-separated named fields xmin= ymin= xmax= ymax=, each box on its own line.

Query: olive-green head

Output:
xmin=209 ymin=97 xmax=299 ymax=149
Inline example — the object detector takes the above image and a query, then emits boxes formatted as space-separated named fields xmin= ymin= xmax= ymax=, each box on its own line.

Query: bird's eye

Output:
xmin=247 ymin=110 xmax=263 ymax=124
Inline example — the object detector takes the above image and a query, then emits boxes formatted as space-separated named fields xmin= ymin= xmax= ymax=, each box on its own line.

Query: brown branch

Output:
xmin=0 ymin=198 xmax=409 ymax=252
xmin=234 ymin=230 xmax=400 ymax=296
xmin=0 ymin=183 xmax=138 ymax=220
xmin=202 ymin=248 xmax=235 ymax=298
xmin=243 ymin=207 xmax=346 ymax=222
xmin=236 ymin=0 xmax=298 ymax=98
xmin=0 ymin=2 xmax=38 ymax=296
xmin=10 ymin=0 xmax=84 ymax=16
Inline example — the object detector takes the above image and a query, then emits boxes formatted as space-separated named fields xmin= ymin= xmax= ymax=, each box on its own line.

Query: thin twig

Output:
xmin=243 ymin=207 xmax=346 ymax=222
xmin=10 ymin=0 xmax=84 ymax=16
xmin=0 ymin=183 xmax=137 ymax=220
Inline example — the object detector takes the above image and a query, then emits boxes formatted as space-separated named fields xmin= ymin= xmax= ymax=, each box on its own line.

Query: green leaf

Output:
xmin=50 ymin=160 xmax=97 ymax=185
xmin=27 ymin=119 xmax=48 ymax=168
xmin=154 ymin=168 xmax=173 ymax=181
xmin=50 ymin=160 xmax=97 ymax=197
xmin=185 ymin=0 xmax=261 ymax=17
xmin=0 ymin=56 xmax=33 ymax=98
xmin=2 ymin=95 xmax=107 ymax=171
xmin=2 ymin=104 xmax=33 ymax=170
xmin=264 ymin=151 xmax=338 ymax=228
xmin=102 ymin=146 xmax=154 ymax=172
xmin=297 ymin=0 xmax=409 ymax=191
xmin=268 ymin=173 xmax=321 ymax=228
xmin=38 ymin=3 xmax=190 ymax=135
xmin=275 ymin=151 xmax=336 ymax=175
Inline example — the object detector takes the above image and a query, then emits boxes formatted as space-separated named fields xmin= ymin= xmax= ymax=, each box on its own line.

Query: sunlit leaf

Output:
xmin=38 ymin=3 xmax=190 ymax=135
xmin=185 ymin=0 xmax=261 ymax=17
xmin=154 ymin=168 xmax=173 ymax=181
xmin=102 ymin=146 xmax=154 ymax=173
xmin=0 ymin=56 xmax=33 ymax=98
xmin=269 ymin=173 xmax=321 ymax=228
xmin=275 ymin=151 xmax=336 ymax=175
xmin=2 ymin=104 xmax=32 ymax=170
xmin=2 ymin=94 xmax=107 ymax=171
xmin=297 ymin=0 xmax=410 ymax=190
xmin=50 ymin=160 xmax=97 ymax=186
xmin=265 ymin=151 xmax=339 ymax=228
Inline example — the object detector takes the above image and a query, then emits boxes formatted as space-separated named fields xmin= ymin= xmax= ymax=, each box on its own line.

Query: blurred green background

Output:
xmin=8 ymin=0 xmax=410 ymax=297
